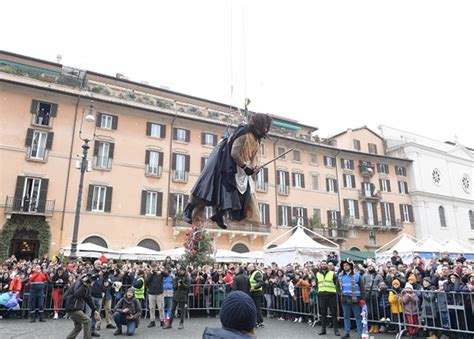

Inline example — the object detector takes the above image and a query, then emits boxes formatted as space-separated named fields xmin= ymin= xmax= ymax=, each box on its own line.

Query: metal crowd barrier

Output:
xmin=2 ymin=283 xmax=473 ymax=339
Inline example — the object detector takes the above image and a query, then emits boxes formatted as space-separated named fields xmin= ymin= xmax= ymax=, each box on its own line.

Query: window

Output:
xmin=326 ymin=178 xmax=338 ymax=193
xmin=368 ymin=143 xmax=377 ymax=154
xmin=256 ymin=168 xmax=268 ymax=192
xmin=172 ymin=153 xmax=189 ymax=181
xmin=380 ymin=179 xmax=391 ymax=192
xmin=292 ymin=172 xmax=305 ymax=189
xmin=30 ymin=100 xmax=57 ymax=127
xmin=342 ymin=159 xmax=354 ymax=170
xmin=327 ymin=210 xmax=339 ymax=227
xmin=231 ymin=243 xmax=250 ymax=253
xmin=400 ymin=204 xmax=414 ymax=223
xmin=293 ymin=150 xmax=301 ymax=162
xmin=469 ymin=210 xmax=474 ymax=230
xmin=294 ymin=207 xmax=306 ymax=226
xmin=278 ymin=205 xmax=291 ymax=226
xmin=29 ymin=130 xmax=48 ymax=159
xmin=378 ymin=163 xmax=389 ymax=174
xmin=100 ymin=114 xmax=112 ymax=129
xmin=258 ymin=203 xmax=270 ymax=225
xmin=398 ymin=181 xmax=408 ymax=194
xmin=260 ymin=143 xmax=265 ymax=157
xmin=395 ymin=166 xmax=407 ymax=176
xmin=94 ymin=141 xmax=113 ymax=169
xmin=151 ymin=124 xmax=162 ymax=137
xmin=277 ymin=147 xmax=286 ymax=159
xmin=146 ymin=122 xmax=166 ymax=138
xmin=145 ymin=191 xmax=158 ymax=216
xmin=202 ymin=133 xmax=217 ymax=146
xmin=309 ymin=153 xmax=318 ymax=165
xmin=368 ymin=231 xmax=377 ymax=246
xmin=439 ymin=206 xmax=447 ymax=227
xmin=362 ymin=182 xmax=372 ymax=197
xmin=311 ymin=174 xmax=320 ymax=190
xmin=277 ymin=170 xmax=289 ymax=194
xmin=201 ymin=157 xmax=208 ymax=171
xmin=174 ymin=128 xmax=190 ymax=142
xmin=176 ymin=194 xmax=186 ymax=214
xmin=169 ymin=193 xmax=188 ymax=217
xmin=353 ymin=139 xmax=361 ymax=151
xmin=311 ymin=208 xmax=322 ymax=226
xmin=344 ymin=199 xmax=359 ymax=219
xmin=363 ymin=201 xmax=377 ymax=225
xmin=324 ymin=156 xmax=336 ymax=167
xmin=137 ymin=239 xmax=160 ymax=251
xmin=381 ymin=202 xmax=395 ymax=226
xmin=343 ymin=174 xmax=356 ymax=188
xmin=204 ymin=206 xmax=213 ymax=219
xmin=14 ymin=176 xmax=49 ymax=213
xmin=92 ymin=186 xmax=107 ymax=212
xmin=145 ymin=150 xmax=163 ymax=176
xmin=140 ymin=191 xmax=162 ymax=216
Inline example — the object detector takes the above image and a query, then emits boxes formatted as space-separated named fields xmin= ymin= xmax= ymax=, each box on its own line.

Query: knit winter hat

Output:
xmin=219 ymin=291 xmax=256 ymax=332
xmin=404 ymin=282 xmax=413 ymax=290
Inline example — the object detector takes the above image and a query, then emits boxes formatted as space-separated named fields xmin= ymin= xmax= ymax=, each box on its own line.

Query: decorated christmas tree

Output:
xmin=182 ymin=218 xmax=214 ymax=266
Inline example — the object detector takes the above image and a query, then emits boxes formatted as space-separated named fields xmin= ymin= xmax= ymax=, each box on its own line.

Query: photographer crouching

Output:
xmin=65 ymin=273 xmax=100 ymax=339
xmin=113 ymin=288 xmax=142 ymax=336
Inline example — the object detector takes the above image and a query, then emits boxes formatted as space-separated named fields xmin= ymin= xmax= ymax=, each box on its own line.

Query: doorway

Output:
xmin=10 ymin=230 xmax=39 ymax=260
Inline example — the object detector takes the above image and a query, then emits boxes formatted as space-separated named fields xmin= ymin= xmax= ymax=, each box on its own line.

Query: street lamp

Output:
xmin=69 ymin=101 xmax=96 ymax=260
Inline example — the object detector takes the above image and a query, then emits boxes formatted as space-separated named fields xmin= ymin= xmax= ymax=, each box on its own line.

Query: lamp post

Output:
xmin=69 ymin=102 xmax=96 ymax=260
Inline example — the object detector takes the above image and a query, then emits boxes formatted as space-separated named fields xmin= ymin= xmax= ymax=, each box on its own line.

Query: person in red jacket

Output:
xmin=28 ymin=264 xmax=50 ymax=322
xmin=9 ymin=274 xmax=23 ymax=294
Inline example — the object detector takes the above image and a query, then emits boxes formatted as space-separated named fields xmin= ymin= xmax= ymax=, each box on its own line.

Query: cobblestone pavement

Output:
xmin=0 ymin=317 xmax=396 ymax=339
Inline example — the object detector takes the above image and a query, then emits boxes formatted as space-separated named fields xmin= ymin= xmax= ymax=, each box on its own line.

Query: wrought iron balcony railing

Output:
xmin=5 ymin=196 xmax=55 ymax=216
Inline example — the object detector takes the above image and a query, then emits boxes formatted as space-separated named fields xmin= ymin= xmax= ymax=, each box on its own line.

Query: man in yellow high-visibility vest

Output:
xmin=316 ymin=260 xmax=340 ymax=336
xmin=248 ymin=263 xmax=264 ymax=328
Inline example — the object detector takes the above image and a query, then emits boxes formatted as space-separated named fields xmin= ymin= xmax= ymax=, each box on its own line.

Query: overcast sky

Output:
xmin=2 ymin=1 xmax=474 ymax=146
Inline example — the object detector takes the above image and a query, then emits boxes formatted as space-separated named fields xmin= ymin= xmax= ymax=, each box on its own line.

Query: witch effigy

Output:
xmin=182 ymin=113 xmax=273 ymax=229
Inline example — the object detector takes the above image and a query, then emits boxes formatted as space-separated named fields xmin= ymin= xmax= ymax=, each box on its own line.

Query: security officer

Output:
xmin=248 ymin=263 xmax=264 ymax=328
xmin=316 ymin=260 xmax=340 ymax=336
xmin=132 ymin=270 xmax=146 ymax=314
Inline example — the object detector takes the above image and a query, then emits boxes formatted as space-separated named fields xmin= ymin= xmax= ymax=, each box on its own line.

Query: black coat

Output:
xmin=64 ymin=279 xmax=95 ymax=313
xmin=173 ymin=272 xmax=190 ymax=302
xmin=191 ymin=125 xmax=251 ymax=217
xmin=233 ymin=273 xmax=250 ymax=294
xmin=146 ymin=271 xmax=165 ymax=295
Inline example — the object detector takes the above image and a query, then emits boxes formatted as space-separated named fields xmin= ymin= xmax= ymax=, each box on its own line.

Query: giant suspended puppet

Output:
xmin=182 ymin=113 xmax=273 ymax=229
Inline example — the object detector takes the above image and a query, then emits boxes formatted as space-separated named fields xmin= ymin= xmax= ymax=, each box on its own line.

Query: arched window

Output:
xmin=438 ymin=206 xmax=447 ymax=227
xmin=349 ymin=247 xmax=361 ymax=251
xmin=82 ymin=236 xmax=108 ymax=248
xmin=469 ymin=210 xmax=474 ymax=230
xmin=231 ymin=243 xmax=250 ymax=253
xmin=267 ymin=244 xmax=277 ymax=249
xmin=137 ymin=239 xmax=161 ymax=251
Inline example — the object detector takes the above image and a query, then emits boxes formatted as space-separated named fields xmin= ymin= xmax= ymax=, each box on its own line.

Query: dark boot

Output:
xmin=334 ymin=329 xmax=340 ymax=336
xmin=160 ymin=320 xmax=165 ymax=327
xmin=318 ymin=329 xmax=326 ymax=335
xmin=29 ymin=312 xmax=36 ymax=323
xmin=182 ymin=202 xmax=196 ymax=224
xmin=210 ymin=212 xmax=228 ymax=229
xmin=39 ymin=312 xmax=45 ymax=322
xmin=147 ymin=321 xmax=155 ymax=328
xmin=178 ymin=321 xmax=184 ymax=330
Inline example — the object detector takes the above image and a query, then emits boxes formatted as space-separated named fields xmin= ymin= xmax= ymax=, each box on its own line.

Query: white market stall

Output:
xmin=158 ymin=247 xmax=185 ymax=260
xmin=263 ymin=226 xmax=339 ymax=266
xmin=415 ymin=237 xmax=443 ymax=259
xmin=117 ymin=246 xmax=165 ymax=261
xmin=213 ymin=249 xmax=246 ymax=263
xmin=375 ymin=234 xmax=420 ymax=264
xmin=61 ymin=243 xmax=119 ymax=259
xmin=439 ymin=238 xmax=474 ymax=259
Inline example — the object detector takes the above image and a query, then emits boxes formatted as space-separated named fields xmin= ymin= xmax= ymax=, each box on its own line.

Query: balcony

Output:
xmin=359 ymin=161 xmax=375 ymax=177
xmin=145 ymin=165 xmax=163 ymax=177
xmin=358 ymin=189 xmax=381 ymax=201
xmin=4 ymin=196 xmax=55 ymax=217
xmin=172 ymin=218 xmax=271 ymax=241
xmin=314 ymin=227 xmax=349 ymax=241
xmin=277 ymin=184 xmax=289 ymax=195
xmin=357 ymin=217 xmax=403 ymax=232
xmin=172 ymin=170 xmax=188 ymax=183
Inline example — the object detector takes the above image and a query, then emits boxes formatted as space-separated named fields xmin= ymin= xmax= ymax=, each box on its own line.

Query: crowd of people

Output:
xmin=0 ymin=250 xmax=473 ymax=339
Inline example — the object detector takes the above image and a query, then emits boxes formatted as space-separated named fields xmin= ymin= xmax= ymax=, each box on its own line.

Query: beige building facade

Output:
xmin=0 ymin=51 xmax=415 ymax=260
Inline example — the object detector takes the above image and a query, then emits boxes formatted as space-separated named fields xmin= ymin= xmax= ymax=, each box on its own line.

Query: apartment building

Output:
xmin=0 ymin=51 xmax=416 ymax=260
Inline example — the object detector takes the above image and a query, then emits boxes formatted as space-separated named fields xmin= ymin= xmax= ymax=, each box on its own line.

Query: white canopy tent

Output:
xmin=158 ymin=247 xmax=185 ymax=260
xmin=264 ymin=226 xmax=339 ymax=266
xmin=61 ymin=243 xmax=119 ymax=259
xmin=375 ymin=234 xmax=420 ymax=263
xmin=213 ymin=249 xmax=246 ymax=263
xmin=117 ymin=246 xmax=165 ymax=261
xmin=242 ymin=251 xmax=264 ymax=263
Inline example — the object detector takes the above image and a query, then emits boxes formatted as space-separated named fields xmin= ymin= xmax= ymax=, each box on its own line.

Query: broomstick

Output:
xmin=259 ymin=148 xmax=294 ymax=168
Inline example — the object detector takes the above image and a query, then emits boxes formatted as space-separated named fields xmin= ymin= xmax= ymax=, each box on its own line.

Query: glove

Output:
xmin=242 ymin=166 xmax=254 ymax=176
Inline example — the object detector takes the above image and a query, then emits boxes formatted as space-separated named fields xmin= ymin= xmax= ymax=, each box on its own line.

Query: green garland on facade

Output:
xmin=0 ymin=215 xmax=51 ymax=260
